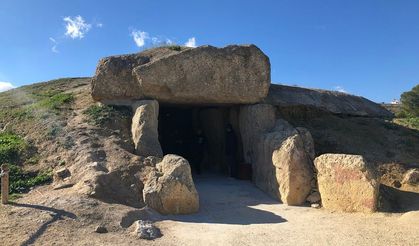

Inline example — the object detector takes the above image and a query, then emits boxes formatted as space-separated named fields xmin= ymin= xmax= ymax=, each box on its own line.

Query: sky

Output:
xmin=0 ymin=0 xmax=418 ymax=103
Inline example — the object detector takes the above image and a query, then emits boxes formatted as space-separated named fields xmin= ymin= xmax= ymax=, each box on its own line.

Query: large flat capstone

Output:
xmin=91 ymin=45 xmax=270 ymax=105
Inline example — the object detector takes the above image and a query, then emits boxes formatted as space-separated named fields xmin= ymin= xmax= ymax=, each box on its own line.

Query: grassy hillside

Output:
xmin=0 ymin=78 xmax=90 ymax=195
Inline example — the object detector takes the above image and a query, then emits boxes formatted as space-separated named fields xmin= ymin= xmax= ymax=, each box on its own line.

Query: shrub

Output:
xmin=400 ymin=84 xmax=419 ymax=117
xmin=83 ymin=104 xmax=116 ymax=125
xmin=8 ymin=165 xmax=52 ymax=193
xmin=0 ymin=132 xmax=27 ymax=165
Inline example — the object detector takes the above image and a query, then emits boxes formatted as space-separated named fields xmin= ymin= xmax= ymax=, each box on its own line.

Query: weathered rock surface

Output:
xmin=264 ymin=84 xmax=393 ymax=117
xmin=91 ymin=47 xmax=187 ymax=103
xmin=143 ymin=155 xmax=199 ymax=215
xmin=272 ymin=124 xmax=313 ymax=205
xmin=239 ymin=105 xmax=313 ymax=205
xmin=402 ymin=169 xmax=419 ymax=185
xmin=314 ymin=154 xmax=379 ymax=212
xmin=131 ymin=100 xmax=163 ymax=157
xmin=132 ymin=220 xmax=162 ymax=240
xmin=91 ymin=45 xmax=270 ymax=105
xmin=239 ymin=104 xmax=277 ymax=197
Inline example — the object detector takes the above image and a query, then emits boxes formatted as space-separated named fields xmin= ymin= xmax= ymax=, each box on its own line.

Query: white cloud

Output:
xmin=63 ymin=16 xmax=91 ymax=39
xmin=49 ymin=37 xmax=59 ymax=53
xmin=184 ymin=37 xmax=197 ymax=47
xmin=334 ymin=86 xmax=347 ymax=93
xmin=0 ymin=82 xmax=15 ymax=92
xmin=96 ymin=23 xmax=103 ymax=28
xmin=131 ymin=30 xmax=149 ymax=47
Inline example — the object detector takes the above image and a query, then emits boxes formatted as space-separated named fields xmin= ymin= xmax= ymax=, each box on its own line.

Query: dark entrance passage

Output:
xmin=158 ymin=105 xmax=248 ymax=178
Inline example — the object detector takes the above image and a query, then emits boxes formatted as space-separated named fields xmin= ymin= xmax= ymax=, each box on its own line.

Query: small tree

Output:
xmin=400 ymin=84 xmax=419 ymax=117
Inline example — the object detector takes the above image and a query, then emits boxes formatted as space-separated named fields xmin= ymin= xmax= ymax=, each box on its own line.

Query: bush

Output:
xmin=8 ymin=165 xmax=52 ymax=193
xmin=0 ymin=132 xmax=27 ymax=165
xmin=400 ymin=84 xmax=419 ymax=117
xmin=83 ymin=104 xmax=116 ymax=125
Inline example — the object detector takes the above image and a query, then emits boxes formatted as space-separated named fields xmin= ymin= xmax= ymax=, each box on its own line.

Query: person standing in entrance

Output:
xmin=190 ymin=129 xmax=206 ymax=175
xmin=225 ymin=124 xmax=238 ymax=178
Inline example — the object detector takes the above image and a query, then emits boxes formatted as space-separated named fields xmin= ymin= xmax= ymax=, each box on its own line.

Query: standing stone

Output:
xmin=143 ymin=155 xmax=199 ymax=214
xmin=131 ymin=100 xmax=163 ymax=157
xmin=272 ymin=131 xmax=313 ymax=205
xmin=239 ymin=105 xmax=313 ymax=205
xmin=314 ymin=154 xmax=379 ymax=212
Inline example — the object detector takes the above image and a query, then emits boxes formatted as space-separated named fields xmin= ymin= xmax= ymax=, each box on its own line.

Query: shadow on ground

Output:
xmin=379 ymin=185 xmax=419 ymax=213
xmin=163 ymin=175 xmax=287 ymax=225
xmin=10 ymin=202 xmax=77 ymax=246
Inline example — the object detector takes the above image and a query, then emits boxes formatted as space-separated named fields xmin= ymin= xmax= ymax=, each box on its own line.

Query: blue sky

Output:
xmin=0 ymin=0 xmax=418 ymax=102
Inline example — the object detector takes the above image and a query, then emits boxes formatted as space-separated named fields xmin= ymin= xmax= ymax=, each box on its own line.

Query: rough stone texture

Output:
xmin=132 ymin=220 xmax=162 ymax=240
xmin=133 ymin=45 xmax=270 ymax=104
xmin=239 ymin=105 xmax=313 ymax=205
xmin=143 ymin=155 xmax=199 ymax=215
xmin=131 ymin=100 xmax=163 ymax=157
xmin=272 ymin=125 xmax=313 ymax=205
xmin=264 ymin=84 xmax=393 ymax=118
xmin=54 ymin=168 xmax=71 ymax=180
xmin=91 ymin=45 xmax=270 ymax=105
xmin=239 ymin=104 xmax=277 ymax=197
xmin=296 ymin=127 xmax=315 ymax=160
xmin=402 ymin=169 xmax=419 ymax=185
xmin=91 ymin=47 xmax=187 ymax=103
xmin=314 ymin=154 xmax=379 ymax=212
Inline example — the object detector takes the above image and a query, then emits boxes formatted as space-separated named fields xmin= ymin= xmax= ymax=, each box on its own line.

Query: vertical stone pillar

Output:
xmin=131 ymin=100 xmax=163 ymax=157
xmin=1 ymin=164 xmax=9 ymax=204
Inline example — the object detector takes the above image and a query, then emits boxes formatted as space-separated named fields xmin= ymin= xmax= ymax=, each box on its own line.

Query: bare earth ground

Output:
xmin=0 ymin=175 xmax=418 ymax=246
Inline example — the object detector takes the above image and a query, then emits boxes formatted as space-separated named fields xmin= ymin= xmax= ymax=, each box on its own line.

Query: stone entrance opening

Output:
xmin=158 ymin=104 xmax=248 ymax=178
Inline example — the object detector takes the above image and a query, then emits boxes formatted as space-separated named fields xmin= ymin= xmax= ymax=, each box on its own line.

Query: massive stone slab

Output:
xmin=314 ymin=154 xmax=379 ymax=212
xmin=91 ymin=45 xmax=270 ymax=105
xmin=264 ymin=84 xmax=393 ymax=117
xmin=91 ymin=47 xmax=184 ymax=103
xmin=143 ymin=155 xmax=199 ymax=215
xmin=131 ymin=100 xmax=163 ymax=157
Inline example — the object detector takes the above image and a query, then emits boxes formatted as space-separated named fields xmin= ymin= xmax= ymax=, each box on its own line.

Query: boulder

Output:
xmin=143 ymin=155 xmax=199 ymax=215
xmin=91 ymin=45 xmax=270 ymax=105
xmin=314 ymin=154 xmax=379 ymax=212
xmin=264 ymin=84 xmax=393 ymax=118
xmin=54 ymin=167 xmax=71 ymax=180
xmin=239 ymin=105 xmax=313 ymax=205
xmin=272 ymin=128 xmax=313 ymax=205
xmin=131 ymin=100 xmax=163 ymax=157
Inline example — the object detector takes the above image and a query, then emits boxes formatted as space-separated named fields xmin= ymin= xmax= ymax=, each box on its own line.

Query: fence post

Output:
xmin=1 ymin=164 xmax=9 ymax=204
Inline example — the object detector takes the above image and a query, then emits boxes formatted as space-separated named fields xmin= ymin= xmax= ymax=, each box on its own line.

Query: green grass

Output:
xmin=8 ymin=165 xmax=52 ymax=193
xmin=0 ymin=132 xmax=52 ymax=194
xmin=37 ymin=93 xmax=74 ymax=110
xmin=394 ymin=117 xmax=419 ymax=131
xmin=83 ymin=104 xmax=116 ymax=125
xmin=0 ymin=132 xmax=27 ymax=165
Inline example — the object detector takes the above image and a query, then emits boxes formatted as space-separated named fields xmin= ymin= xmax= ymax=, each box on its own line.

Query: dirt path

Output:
xmin=158 ymin=175 xmax=419 ymax=246
xmin=0 ymin=175 xmax=418 ymax=245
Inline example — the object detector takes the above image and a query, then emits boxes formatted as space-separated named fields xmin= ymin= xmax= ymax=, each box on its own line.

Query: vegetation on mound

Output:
xmin=0 ymin=132 xmax=27 ymax=164
xmin=0 ymin=132 xmax=52 ymax=194
xmin=84 ymin=104 xmax=131 ymax=126
xmin=394 ymin=117 xmax=419 ymax=131
xmin=394 ymin=84 xmax=419 ymax=131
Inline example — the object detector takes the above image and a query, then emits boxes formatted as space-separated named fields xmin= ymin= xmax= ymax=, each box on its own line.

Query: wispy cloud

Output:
xmin=131 ymin=29 xmax=196 ymax=48
xmin=63 ymin=15 xmax=91 ymax=39
xmin=49 ymin=37 xmax=59 ymax=53
xmin=96 ymin=23 xmax=103 ymax=28
xmin=184 ymin=37 xmax=197 ymax=47
xmin=334 ymin=86 xmax=347 ymax=93
xmin=0 ymin=81 xmax=15 ymax=92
